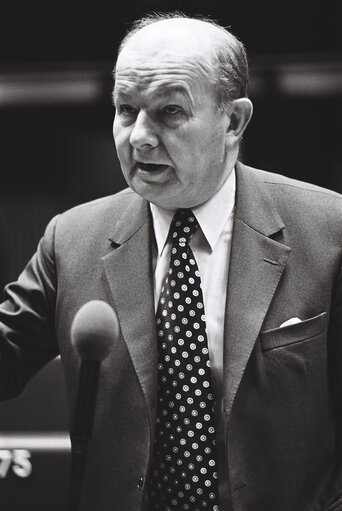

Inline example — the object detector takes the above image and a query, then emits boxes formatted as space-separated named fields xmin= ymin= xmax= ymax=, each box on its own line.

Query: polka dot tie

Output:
xmin=148 ymin=209 xmax=219 ymax=511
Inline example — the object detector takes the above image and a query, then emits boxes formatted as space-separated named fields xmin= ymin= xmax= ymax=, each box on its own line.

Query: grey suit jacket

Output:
xmin=0 ymin=162 xmax=342 ymax=510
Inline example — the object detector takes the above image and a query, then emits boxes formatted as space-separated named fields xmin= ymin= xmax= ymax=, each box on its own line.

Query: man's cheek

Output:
xmin=114 ymin=133 xmax=129 ymax=156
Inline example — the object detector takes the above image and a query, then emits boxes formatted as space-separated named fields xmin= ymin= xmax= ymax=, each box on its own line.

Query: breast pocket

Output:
xmin=259 ymin=312 xmax=327 ymax=352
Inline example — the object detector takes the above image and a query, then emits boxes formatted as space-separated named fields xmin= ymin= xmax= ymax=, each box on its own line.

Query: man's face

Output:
xmin=113 ymin=28 xmax=232 ymax=210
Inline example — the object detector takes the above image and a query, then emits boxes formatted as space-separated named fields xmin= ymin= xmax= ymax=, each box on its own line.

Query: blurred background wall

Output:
xmin=1 ymin=0 xmax=341 ymax=290
xmin=0 ymin=0 xmax=341 ymax=508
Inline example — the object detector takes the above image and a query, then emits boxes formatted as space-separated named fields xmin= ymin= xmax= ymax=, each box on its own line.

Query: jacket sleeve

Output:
xmin=0 ymin=215 xmax=60 ymax=399
xmin=328 ymin=258 xmax=342 ymax=456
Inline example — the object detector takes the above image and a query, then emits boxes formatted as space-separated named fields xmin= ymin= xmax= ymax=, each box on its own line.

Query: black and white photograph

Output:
xmin=0 ymin=1 xmax=341 ymax=509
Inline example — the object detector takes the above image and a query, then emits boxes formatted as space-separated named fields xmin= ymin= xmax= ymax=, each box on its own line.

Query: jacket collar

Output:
xmin=234 ymin=161 xmax=285 ymax=237
xmin=107 ymin=191 xmax=151 ymax=246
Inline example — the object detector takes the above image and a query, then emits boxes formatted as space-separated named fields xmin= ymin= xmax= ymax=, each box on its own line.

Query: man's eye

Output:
xmin=119 ymin=105 xmax=137 ymax=116
xmin=162 ymin=105 xmax=183 ymax=116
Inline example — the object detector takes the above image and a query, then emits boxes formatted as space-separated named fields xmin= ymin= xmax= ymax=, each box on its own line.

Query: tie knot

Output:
xmin=170 ymin=209 xmax=198 ymax=246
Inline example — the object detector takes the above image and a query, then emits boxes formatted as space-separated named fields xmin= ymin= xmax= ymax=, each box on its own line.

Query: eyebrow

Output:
xmin=153 ymin=84 xmax=192 ymax=100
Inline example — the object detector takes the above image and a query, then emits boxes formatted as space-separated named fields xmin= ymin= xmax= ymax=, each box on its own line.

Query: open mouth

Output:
xmin=138 ymin=162 xmax=169 ymax=172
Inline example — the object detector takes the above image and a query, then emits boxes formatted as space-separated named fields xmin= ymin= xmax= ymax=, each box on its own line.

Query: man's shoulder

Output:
xmin=240 ymin=163 xmax=342 ymax=214
xmin=48 ymin=187 xmax=147 ymax=248
xmin=62 ymin=187 xmax=141 ymax=217
xmin=57 ymin=187 xmax=143 ymax=225
xmin=243 ymin=163 xmax=342 ymax=201
xmin=236 ymin=163 xmax=342 ymax=240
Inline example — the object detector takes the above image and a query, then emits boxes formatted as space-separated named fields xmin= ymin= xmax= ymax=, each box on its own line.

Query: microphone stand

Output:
xmin=67 ymin=359 xmax=101 ymax=511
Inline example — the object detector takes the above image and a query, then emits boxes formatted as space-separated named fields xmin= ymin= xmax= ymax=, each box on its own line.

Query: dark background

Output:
xmin=1 ymin=0 xmax=341 ymax=290
xmin=0 ymin=0 xmax=341 ymax=506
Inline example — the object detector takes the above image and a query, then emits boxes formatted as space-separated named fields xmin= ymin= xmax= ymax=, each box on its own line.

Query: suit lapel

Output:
xmin=223 ymin=163 xmax=291 ymax=421
xmin=102 ymin=194 xmax=157 ymax=429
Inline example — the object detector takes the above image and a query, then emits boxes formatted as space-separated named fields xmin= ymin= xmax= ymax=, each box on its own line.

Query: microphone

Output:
xmin=68 ymin=300 xmax=120 ymax=511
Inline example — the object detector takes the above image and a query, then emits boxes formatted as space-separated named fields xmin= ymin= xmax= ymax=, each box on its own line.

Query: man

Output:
xmin=0 ymin=12 xmax=342 ymax=511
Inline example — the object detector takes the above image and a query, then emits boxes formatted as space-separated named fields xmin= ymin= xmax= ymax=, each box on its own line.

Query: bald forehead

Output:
xmin=118 ymin=18 xmax=227 ymax=64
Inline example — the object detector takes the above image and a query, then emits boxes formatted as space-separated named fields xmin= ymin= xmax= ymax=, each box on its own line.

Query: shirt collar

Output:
xmin=150 ymin=168 xmax=236 ymax=256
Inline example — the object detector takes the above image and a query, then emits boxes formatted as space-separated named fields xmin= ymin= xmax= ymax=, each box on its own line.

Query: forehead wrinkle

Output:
xmin=115 ymin=72 xmax=197 ymax=90
xmin=115 ymin=51 xmax=214 ymax=81
xmin=114 ymin=60 xmax=214 ymax=105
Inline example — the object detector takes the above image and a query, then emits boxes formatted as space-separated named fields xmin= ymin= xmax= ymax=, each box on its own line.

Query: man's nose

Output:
xmin=129 ymin=111 xmax=158 ymax=150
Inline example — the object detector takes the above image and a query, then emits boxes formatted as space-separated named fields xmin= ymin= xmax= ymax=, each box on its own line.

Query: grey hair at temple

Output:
xmin=115 ymin=12 xmax=250 ymax=113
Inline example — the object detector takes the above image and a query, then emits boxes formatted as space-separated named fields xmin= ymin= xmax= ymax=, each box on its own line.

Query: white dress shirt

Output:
xmin=150 ymin=168 xmax=236 ymax=509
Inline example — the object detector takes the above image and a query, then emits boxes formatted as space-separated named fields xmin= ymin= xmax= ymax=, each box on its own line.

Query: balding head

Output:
xmin=116 ymin=13 xmax=249 ymax=112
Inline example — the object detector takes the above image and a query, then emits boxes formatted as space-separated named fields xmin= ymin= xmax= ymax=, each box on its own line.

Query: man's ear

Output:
xmin=226 ymin=98 xmax=253 ymax=144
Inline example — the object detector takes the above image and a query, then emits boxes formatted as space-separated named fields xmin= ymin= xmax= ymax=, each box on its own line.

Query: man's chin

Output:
xmin=130 ymin=179 xmax=180 ymax=209
xmin=126 ymin=171 xmax=202 ymax=210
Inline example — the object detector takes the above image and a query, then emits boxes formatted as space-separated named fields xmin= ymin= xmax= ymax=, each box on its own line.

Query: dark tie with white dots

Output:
xmin=148 ymin=209 xmax=219 ymax=511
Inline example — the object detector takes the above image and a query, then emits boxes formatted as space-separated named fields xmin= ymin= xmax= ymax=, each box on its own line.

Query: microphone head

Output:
xmin=71 ymin=300 xmax=120 ymax=361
